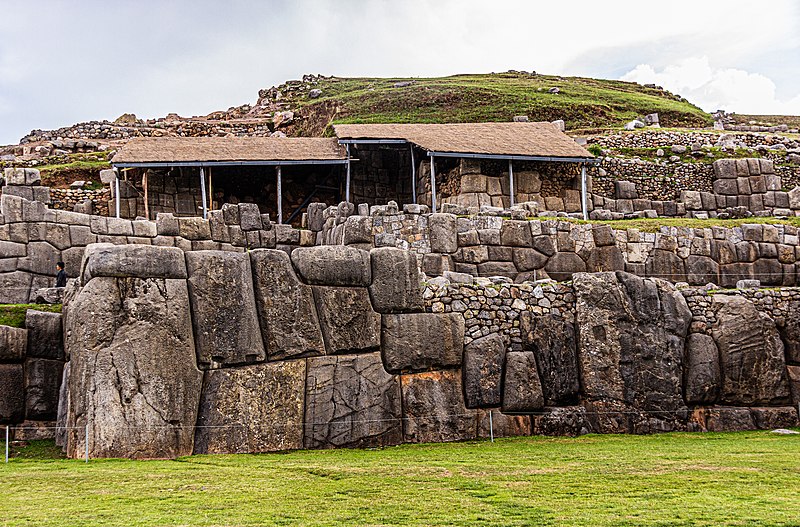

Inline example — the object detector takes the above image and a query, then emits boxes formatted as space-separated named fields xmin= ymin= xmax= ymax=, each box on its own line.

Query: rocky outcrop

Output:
xmin=64 ymin=277 xmax=202 ymax=459
xmin=186 ymin=251 xmax=265 ymax=368
xmin=574 ymin=272 xmax=690 ymax=433
xmin=304 ymin=353 xmax=402 ymax=448
xmin=710 ymin=295 xmax=791 ymax=406
xmin=194 ymin=361 xmax=306 ymax=454
xmin=250 ymin=249 xmax=325 ymax=360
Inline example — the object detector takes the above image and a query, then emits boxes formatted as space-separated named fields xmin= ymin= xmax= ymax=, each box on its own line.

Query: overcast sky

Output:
xmin=1 ymin=0 xmax=798 ymax=145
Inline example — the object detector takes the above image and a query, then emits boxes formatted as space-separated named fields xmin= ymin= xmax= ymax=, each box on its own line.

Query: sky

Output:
xmin=1 ymin=0 xmax=799 ymax=145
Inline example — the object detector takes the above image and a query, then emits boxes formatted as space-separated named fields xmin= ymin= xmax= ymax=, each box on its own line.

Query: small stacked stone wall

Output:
xmin=49 ymin=188 xmax=110 ymax=216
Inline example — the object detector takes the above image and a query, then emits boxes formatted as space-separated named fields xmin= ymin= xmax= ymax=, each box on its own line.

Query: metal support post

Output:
xmin=199 ymin=167 xmax=208 ymax=219
xmin=508 ymin=159 xmax=515 ymax=207
xmin=489 ymin=410 xmax=494 ymax=443
xmin=580 ymin=163 xmax=588 ymax=221
xmin=276 ymin=165 xmax=283 ymax=224
xmin=430 ymin=156 xmax=437 ymax=213
xmin=410 ymin=145 xmax=417 ymax=204
xmin=142 ymin=170 xmax=149 ymax=220
xmin=345 ymin=144 xmax=351 ymax=203
xmin=114 ymin=177 xmax=120 ymax=218
xmin=5 ymin=425 xmax=8 ymax=463
xmin=85 ymin=423 xmax=89 ymax=463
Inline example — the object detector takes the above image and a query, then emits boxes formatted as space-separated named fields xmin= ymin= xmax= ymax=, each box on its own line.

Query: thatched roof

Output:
xmin=112 ymin=137 xmax=347 ymax=165
xmin=333 ymin=122 xmax=593 ymax=159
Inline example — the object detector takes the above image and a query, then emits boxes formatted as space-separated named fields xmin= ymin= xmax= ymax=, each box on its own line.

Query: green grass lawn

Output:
xmin=0 ymin=303 xmax=62 ymax=328
xmin=1 ymin=432 xmax=798 ymax=526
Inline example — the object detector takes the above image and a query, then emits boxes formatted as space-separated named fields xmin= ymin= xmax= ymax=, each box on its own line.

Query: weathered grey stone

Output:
xmin=519 ymin=312 xmax=580 ymax=405
xmin=684 ymin=333 xmax=720 ymax=404
xmin=25 ymin=310 xmax=63 ymax=360
xmin=500 ymin=220 xmax=533 ymax=247
xmin=532 ymin=406 xmax=592 ymax=436
xmin=250 ymin=249 xmax=325 ymax=360
xmin=545 ymin=252 xmax=586 ymax=282
xmin=82 ymin=243 xmax=187 ymax=282
xmin=368 ymin=247 xmax=423 ymax=313
xmin=512 ymin=248 xmax=548 ymax=271
xmin=17 ymin=241 xmax=60 ymax=276
xmin=238 ymin=203 xmax=262 ymax=231
xmin=476 ymin=409 xmax=531 ymax=438
xmin=186 ymin=251 xmax=266 ymax=368
xmin=65 ymin=277 xmax=201 ymax=459
xmin=194 ymin=361 xmax=306 ymax=454
xmin=381 ymin=312 xmax=464 ymax=373
xmin=0 ymin=325 xmax=27 ymax=361
xmin=711 ymin=294 xmax=791 ymax=405
xmin=478 ymin=261 xmax=517 ymax=278
xmin=501 ymin=351 xmax=544 ymax=413
xmin=312 ymin=286 xmax=380 ymax=354
xmin=177 ymin=217 xmax=211 ymax=240
xmin=778 ymin=304 xmax=800 ymax=364
xmin=586 ymin=245 xmax=624 ymax=272
xmin=749 ymin=407 xmax=799 ymax=430
xmin=615 ymin=180 xmax=638 ymax=199
xmin=686 ymin=255 xmax=719 ymax=285
xmin=695 ymin=406 xmax=754 ymax=432
xmin=644 ymin=249 xmax=686 ymax=282
xmin=307 ymin=202 xmax=326 ymax=231
xmin=788 ymin=366 xmax=800 ymax=405
xmin=401 ymin=369 xmax=477 ymax=443
xmin=0 ymin=240 xmax=26 ymax=258
xmin=713 ymin=159 xmax=737 ymax=179
xmin=291 ymin=245 xmax=371 ymax=286
xmin=462 ymin=333 xmax=505 ymax=408
xmin=305 ymin=353 xmax=402 ymax=449
xmin=0 ymin=364 xmax=24 ymax=423
xmin=753 ymin=258 xmax=783 ymax=286
xmin=55 ymin=362 xmax=69 ymax=447
xmin=342 ymin=215 xmax=373 ymax=244
xmin=0 ymin=271 xmax=33 ymax=303
xmin=429 ymin=213 xmax=458 ymax=253
xmin=24 ymin=358 xmax=63 ymax=420
xmin=574 ymin=272 xmax=690 ymax=433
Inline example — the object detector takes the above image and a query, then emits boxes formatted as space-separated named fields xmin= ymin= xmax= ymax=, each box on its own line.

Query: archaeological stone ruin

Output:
xmin=2 ymin=116 xmax=800 ymax=459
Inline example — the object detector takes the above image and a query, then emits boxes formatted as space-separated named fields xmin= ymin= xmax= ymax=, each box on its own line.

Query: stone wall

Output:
xmin=22 ymin=243 xmax=799 ymax=458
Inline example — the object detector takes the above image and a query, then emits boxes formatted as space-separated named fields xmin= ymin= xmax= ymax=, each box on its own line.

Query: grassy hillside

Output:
xmin=286 ymin=72 xmax=712 ymax=134
xmin=2 ymin=432 xmax=798 ymax=526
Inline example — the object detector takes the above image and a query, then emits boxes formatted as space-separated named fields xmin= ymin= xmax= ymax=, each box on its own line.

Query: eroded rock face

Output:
xmin=0 ymin=364 xmax=24 ymax=423
xmin=312 ymin=286 xmax=380 ymax=354
xmin=462 ymin=333 xmax=505 ymax=408
xmin=24 ymin=358 xmax=63 ymax=420
xmin=250 ymin=249 xmax=325 ymax=360
xmin=194 ymin=361 xmax=306 ymax=454
xmin=291 ymin=245 xmax=372 ymax=286
xmin=381 ymin=313 xmax=464 ymax=373
xmin=65 ymin=277 xmax=202 ymax=459
xmin=186 ymin=251 xmax=266 ymax=368
xmin=0 ymin=326 xmax=27 ymax=361
xmin=304 ymin=353 xmax=402 ymax=448
xmin=368 ymin=247 xmax=423 ymax=313
xmin=25 ymin=310 xmax=63 ymax=360
xmin=401 ymin=369 xmax=477 ymax=443
xmin=519 ymin=312 xmax=579 ymax=405
xmin=82 ymin=243 xmax=187 ymax=282
xmin=777 ymin=302 xmax=800 ymax=364
xmin=501 ymin=351 xmax=544 ymax=413
xmin=573 ymin=272 xmax=691 ymax=433
xmin=683 ymin=333 xmax=720 ymax=405
xmin=711 ymin=295 xmax=791 ymax=406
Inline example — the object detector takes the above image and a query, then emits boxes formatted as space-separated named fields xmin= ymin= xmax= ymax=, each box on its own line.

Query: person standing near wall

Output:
xmin=55 ymin=261 xmax=67 ymax=288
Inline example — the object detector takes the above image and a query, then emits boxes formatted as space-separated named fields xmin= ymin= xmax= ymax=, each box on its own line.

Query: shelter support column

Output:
xmin=143 ymin=170 xmax=149 ymax=220
xmin=580 ymin=163 xmax=588 ymax=221
xmin=199 ymin=167 xmax=208 ymax=219
xmin=430 ymin=155 xmax=437 ymax=213
xmin=345 ymin=144 xmax=351 ymax=203
xmin=508 ymin=159 xmax=515 ymax=207
xmin=114 ymin=173 xmax=120 ymax=219
xmin=410 ymin=145 xmax=417 ymax=204
xmin=276 ymin=165 xmax=283 ymax=224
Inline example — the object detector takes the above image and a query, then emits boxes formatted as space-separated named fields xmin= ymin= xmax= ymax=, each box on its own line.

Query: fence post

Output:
xmin=85 ymin=423 xmax=89 ymax=463
xmin=489 ymin=410 xmax=494 ymax=443
xmin=5 ymin=425 xmax=8 ymax=463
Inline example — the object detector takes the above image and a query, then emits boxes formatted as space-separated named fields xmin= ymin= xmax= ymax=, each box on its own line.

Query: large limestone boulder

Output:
xmin=501 ymin=351 xmax=544 ymax=413
xmin=65 ymin=277 xmax=202 ymax=459
xmin=194 ymin=361 xmax=306 ymax=454
xmin=573 ymin=272 xmax=691 ymax=433
xmin=25 ymin=310 xmax=63 ymax=360
xmin=710 ymin=294 xmax=791 ymax=405
xmin=401 ymin=369 xmax=477 ymax=443
xmin=304 ymin=353 xmax=402 ymax=449
xmin=0 ymin=364 xmax=24 ymax=423
xmin=24 ymin=358 xmax=63 ymax=420
xmin=250 ymin=249 xmax=325 ymax=360
xmin=368 ymin=247 xmax=423 ymax=313
xmin=683 ymin=333 xmax=720 ymax=404
xmin=81 ymin=243 xmax=187 ymax=282
xmin=462 ymin=333 xmax=505 ymax=408
xmin=381 ymin=313 xmax=464 ymax=373
xmin=519 ymin=312 xmax=579 ymax=405
xmin=312 ymin=286 xmax=380 ymax=354
xmin=291 ymin=245 xmax=372 ymax=286
xmin=186 ymin=251 xmax=266 ymax=368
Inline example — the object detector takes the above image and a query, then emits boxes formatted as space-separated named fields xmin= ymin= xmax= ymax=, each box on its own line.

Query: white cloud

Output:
xmin=622 ymin=57 xmax=800 ymax=115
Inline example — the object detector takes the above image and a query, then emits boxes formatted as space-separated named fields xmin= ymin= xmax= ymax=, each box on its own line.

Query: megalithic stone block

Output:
xmin=381 ymin=312 xmax=464 ymax=373
xmin=312 ymin=286 xmax=380 ymax=354
xmin=25 ymin=310 xmax=64 ymax=360
xmin=250 ymin=249 xmax=325 ymax=360
xmin=186 ymin=250 xmax=266 ymax=368
xmin=291 ymin=245 xmax=372 ymax=286
xmin=368 ymin=247 xmax=423 ymax=313
xmin=462 ymin=333 xmax=506 ymax=408
xmin=401 ymin=369 xmax=477 ymax=443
